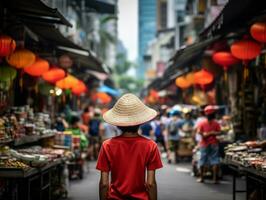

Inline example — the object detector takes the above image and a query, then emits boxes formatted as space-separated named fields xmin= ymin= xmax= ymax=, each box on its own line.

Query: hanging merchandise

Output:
xmin=231 ymin=39 xmax=261 ymax=80
xmin=0 ymin=65 xmax=17 ymax=82
xmin=24 ymin=58 xmax=49 ymax=76
xmin=42 ymin=67 xmax=66 ymax=83
xmin=56 ymin=74 xmax=79 ymax=89
xmin=212 ymin=51 xmax=240 ymax=80
xmin=72 ymin=80 xmax=87 ymax=96
xmin=0 ymin=35 xmax=16 ymax=57
xmin=6 ymin=48 xmax=36 ymax=69
xmin=250 ymin=22 xmax=266 ymax=43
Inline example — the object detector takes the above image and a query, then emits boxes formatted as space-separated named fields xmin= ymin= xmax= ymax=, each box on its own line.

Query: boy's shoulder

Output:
xmin=102 ymin=135 xmax=156 ymax=145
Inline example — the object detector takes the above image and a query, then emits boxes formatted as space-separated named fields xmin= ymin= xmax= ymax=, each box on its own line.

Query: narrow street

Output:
xmin=68 ymin=161 xmax=242 ymax=200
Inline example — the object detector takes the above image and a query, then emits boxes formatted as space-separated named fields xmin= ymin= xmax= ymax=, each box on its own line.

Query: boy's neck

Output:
xmin=122 ymin=132 xmax=139 ymax=137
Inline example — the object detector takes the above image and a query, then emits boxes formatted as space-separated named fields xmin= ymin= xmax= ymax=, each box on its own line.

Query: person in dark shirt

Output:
xmin=140 ymin=122 xmax=154 ymax=138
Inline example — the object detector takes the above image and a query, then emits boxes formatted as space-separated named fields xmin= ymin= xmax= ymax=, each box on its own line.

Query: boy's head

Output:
xmin=118 ymin=125 xmax=140 ymax=133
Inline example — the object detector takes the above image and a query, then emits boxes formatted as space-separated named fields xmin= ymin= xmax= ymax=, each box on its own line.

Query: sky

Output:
xmin=117 ymin=0 xmax=138 ymax=62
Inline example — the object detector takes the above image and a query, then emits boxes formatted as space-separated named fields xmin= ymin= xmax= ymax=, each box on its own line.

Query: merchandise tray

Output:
xmin=0 ymin=167 xmax=38 ymax=178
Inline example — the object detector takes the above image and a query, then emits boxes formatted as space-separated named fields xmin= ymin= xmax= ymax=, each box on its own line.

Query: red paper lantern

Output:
xmin=72 ymin=81 xmax=87 ymax=96
xmin=6 ymin=48 xmax=35 ymax=69
xmin=0 ymin=35 xmax=16 ymax=57
xmin=24 ymin=58 xmax=49 ymax=76
xmin=194 ymin=69 xmax=214 ymax=85
xmin=56 ymin=75 xmax=78 ymax=89
xmin=250 ymin=22 xmax=266 ymax=43
xmin=212 ymin=51 xmax=240 ymax=71
xmin=230 ymin=40 xmax=261 ymax=60
xmin=42 ymin=67 xmax=66 ymax=83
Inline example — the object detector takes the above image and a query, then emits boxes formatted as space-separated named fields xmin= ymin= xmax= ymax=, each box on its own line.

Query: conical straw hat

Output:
xmin=103 ymin=93 xmax=157 ymax=126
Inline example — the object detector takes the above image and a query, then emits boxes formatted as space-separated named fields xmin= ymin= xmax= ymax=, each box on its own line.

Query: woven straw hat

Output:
xmin=103 ymin=93 xmax=157 ymax=126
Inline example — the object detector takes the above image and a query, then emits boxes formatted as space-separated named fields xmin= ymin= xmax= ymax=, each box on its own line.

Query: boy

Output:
xmin=96 ymin=94 xmax=163 ymax=200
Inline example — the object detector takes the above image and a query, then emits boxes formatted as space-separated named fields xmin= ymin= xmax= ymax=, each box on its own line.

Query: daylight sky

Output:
xmin=117 ymin=0 xmax=138 ymax=62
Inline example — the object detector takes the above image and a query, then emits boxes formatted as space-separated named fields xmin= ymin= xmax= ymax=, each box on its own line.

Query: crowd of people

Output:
xmin=53 ymin=102 xmax=234 ymax=184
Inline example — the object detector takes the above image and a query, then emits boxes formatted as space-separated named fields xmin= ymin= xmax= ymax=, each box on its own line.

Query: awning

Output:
xmin=200 ymin=0 xmax=266 ymax=38
xmin=26 ymin=24 xmax=107 ymax=73
xmin=85 ymin=0 xmax=116 ymax=14
xmin=3 ymin=0 xmax=72 ymax=27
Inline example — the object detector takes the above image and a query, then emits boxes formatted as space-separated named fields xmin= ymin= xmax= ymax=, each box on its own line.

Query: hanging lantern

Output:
xmin=250 ymin=22 xmax=266 ymax=43
xmin=186 ymin=72 xmax=194 ymax=84
xmin=24 ymin=58 xmax=49 ymax=76
xmin=42 ymin=67 xmax=66 ymax=83
xmin=93 ymin=92 xmax=111 ymax=104
xmin=56 ymin=74 xmax=79 ymax=89
xmin=72 ymin=80 xmax=87 ymax=96
xmin=212 ymin=51 xmax=240 ymax=80
xmin=0 ymin=66 xmax=17 ymax=81
xmin=175 ymin=76 xmax=191 ymax=89
xmin=230 ymin=40 xmax=261 ymax=60
xmin=0 ymin=35 xmax=16 ymax=57
xmin=231 ymin=39 xmax=261 ymax=80
xmin=194 ymin=68 xmax=214 ymax=86
xmin=6 ymin=49 xmax=35 ymax=69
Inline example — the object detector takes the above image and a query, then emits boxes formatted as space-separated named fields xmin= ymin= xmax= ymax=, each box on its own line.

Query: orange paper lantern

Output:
xmin=42 ymin=67 xmax=66 ymax=83
xmin=72 ymin=81 xmax=87 ymax=96
xmin=56 ymin=75 xmax=78 ymax=89
xmin=6 ymin=49 xmax=35 ymax=69
xmin=24 ymin=58 xmax=49 ymax=76
xmin=0 ymin=35 xmax=16 ymax=57
xmin=175 ymin=76 xmax=191 ymax=89
xmin=212 ymin=51 xmax=240 ymax=71
xmin=250 ymin=22 xmax=266 ymax=43
xmin=194 ymin=69 xmax=214 ymax=85
xmin=94 ymin=92 xmax=111 ymax=104
xmin=230 ymin=40 xmax=261 ymax=60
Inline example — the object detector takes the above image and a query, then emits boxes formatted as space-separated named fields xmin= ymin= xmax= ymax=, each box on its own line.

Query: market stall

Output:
xmin=224 ymin=142 xmax=266 ymax=200
xmin=0 ymin=105 xmax=73 ymax=200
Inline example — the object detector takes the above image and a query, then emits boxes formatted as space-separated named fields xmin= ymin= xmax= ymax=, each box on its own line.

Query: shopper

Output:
xmin=96 ymin=93 xmax=163 ymax=200
xmin=102 ymin=122 xmax=120 ymax=141
xmin=88 ymin=109 xmax=103 ymax=160
xmin=81 ymin=106 xmax=90 ymax=126
xmin=167 ymin=110 xmax=183 ymax=164
xmin=151 ymin=115 xmax=167 ymax=153
xmin=197 ymin=105 xmax=221 ymax=184
xmin=140 ymin=122 xmax=154 ymax=139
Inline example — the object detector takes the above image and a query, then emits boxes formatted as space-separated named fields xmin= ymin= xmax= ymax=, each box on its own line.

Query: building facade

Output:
xmin=138 ymin=0 xmax=157 ymax=78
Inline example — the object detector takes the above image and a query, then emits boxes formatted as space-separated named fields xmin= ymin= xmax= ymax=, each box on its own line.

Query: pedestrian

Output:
xmin=102 ymin=122 xmax=120 ymax=141
xmin=96 ymin=94 xmax=163 ymax=200
xmin=88 ymin=108 xmax=103 ymax=160
xmin=81 ymin=106 xmax=90 ymax=126
xmin=166 ymin=110 xmax=183 ymax=164
xmin=140 ymin=122 xmax=154 ymax=139
xmin=151 ymin=115 xmax=167 ymax=154
xmin=197 ymin=105 xmax=221 ymax=184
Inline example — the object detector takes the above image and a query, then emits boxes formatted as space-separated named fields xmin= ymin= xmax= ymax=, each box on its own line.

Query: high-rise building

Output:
xmin=138 ymin=0 xmax=157 ymax=78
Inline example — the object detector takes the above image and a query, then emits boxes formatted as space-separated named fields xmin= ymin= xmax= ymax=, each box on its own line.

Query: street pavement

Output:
xmin=68 ymin=161 xmax=244 ymax=200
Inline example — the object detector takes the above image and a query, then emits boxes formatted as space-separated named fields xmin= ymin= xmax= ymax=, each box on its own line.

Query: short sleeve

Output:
xmin=147 ymin=144 xmax=163 ymax=170
xmin=96 ymin=145 xmax=110 ymax=172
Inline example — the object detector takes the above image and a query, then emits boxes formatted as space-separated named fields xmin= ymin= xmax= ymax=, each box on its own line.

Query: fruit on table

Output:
xmin=0 ymin=159 xmax=30 ymax=170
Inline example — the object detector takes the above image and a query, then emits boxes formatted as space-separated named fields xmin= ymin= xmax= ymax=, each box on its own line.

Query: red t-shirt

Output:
xmin=96 ymin=135 xmax=163 ymax=200
xmin=198 ymin=119 xmax=221 ymax=147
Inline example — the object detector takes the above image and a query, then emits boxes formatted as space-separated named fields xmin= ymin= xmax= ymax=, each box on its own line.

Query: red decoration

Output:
xmin=250 ymin=22 xmax=266 ymax=43
xmin=56 ymin=75 xmax=78 ymax=89
xmin=93 ymin=92 xmax=111 ymax=104
xmin=194 ymin=69 xmax=214 ymax=85
xmin=72 ymin=81 xmax=87 ymax=96
xmin=212 ymin=51 xmax=240 ymax=71
xmin=24 ymin=58 xmax=49 ymax=76
xmin=0 ymin=35 xmax=16 ymax=57
xmin=6 ymin=49 xmax=36 ymax=69
xmin=42 ymin=67 xmax=66 ymax=83
xmin=175 ymin=76 xmax=191 ymax=89
xmin=230 ymin=40 xmax=261 ymax=60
